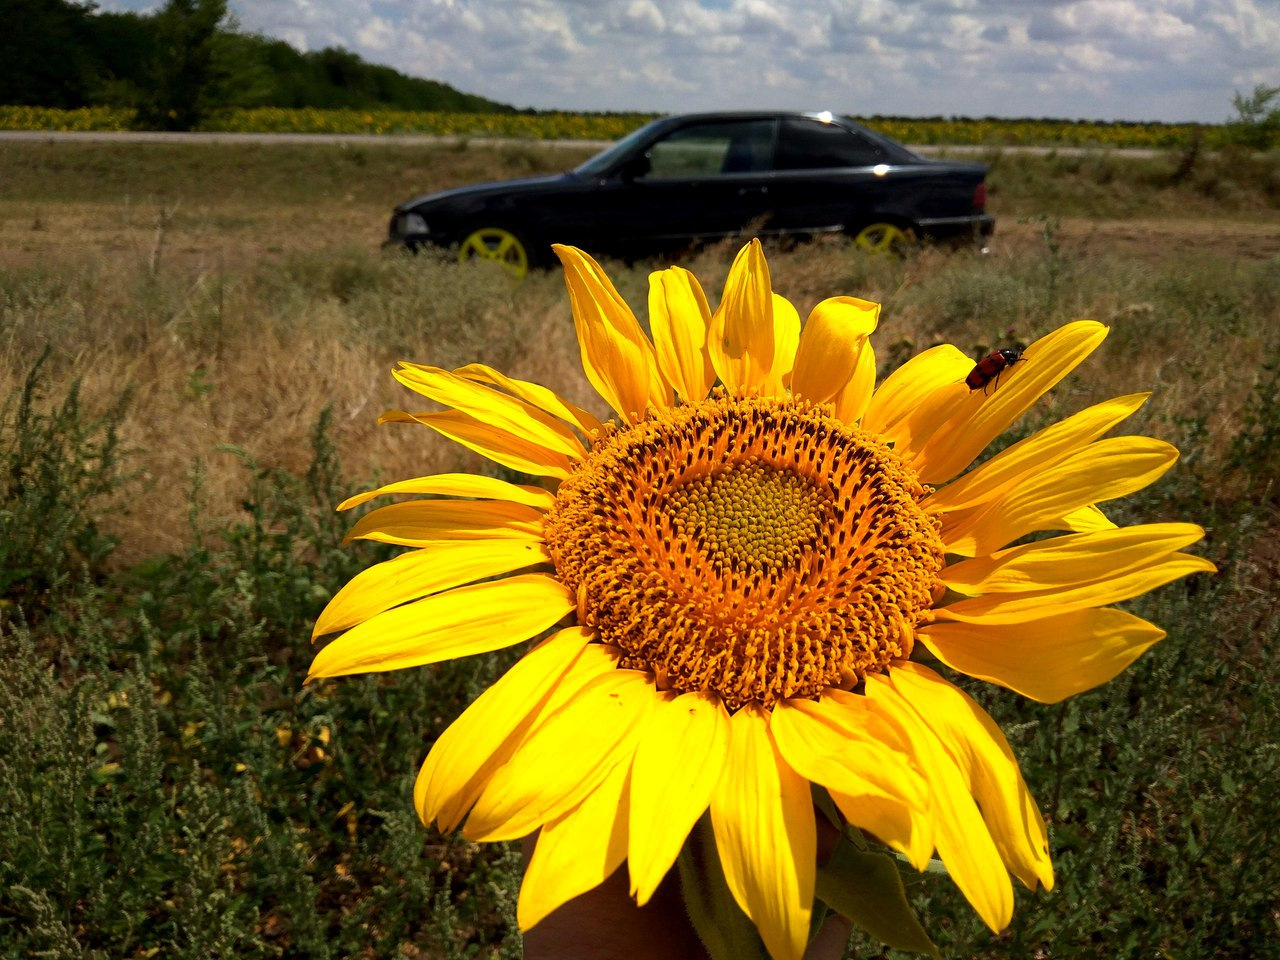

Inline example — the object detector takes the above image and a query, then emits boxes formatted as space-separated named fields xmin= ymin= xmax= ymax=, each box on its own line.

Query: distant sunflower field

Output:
xmin=0 ymin=104 xmax=1225 ymax=148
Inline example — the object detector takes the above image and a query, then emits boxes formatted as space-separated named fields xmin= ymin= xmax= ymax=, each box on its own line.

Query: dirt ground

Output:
xmin=991 ymin=215 xmax=1280 ymax=263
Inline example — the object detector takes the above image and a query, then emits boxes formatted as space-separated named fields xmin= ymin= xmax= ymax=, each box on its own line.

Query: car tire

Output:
xmin=850 ymin=221 xmax=917 ymax=256
xmin=457 ymin=225 xmax=535 ymax=280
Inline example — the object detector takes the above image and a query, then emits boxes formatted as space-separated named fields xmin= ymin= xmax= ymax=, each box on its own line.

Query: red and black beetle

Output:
xmin=966 ymin=348 xmax=1025 ymax=393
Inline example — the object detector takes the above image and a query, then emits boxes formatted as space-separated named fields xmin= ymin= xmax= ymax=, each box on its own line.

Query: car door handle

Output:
xmin=736 ymin=185 xmax=768 ymax=196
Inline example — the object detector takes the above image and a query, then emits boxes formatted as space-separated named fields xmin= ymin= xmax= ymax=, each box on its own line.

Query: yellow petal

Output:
xmin=380 ymin=408 xmax=573 ymax=479
xmin=554 ymin=244 xmax=669 ymax=421
xmin=865 ymin=676 xmax=1013 ymax=932
xmin=343 ymin=499 xmax=545 ymax=547
xmin=770 ymin=695 xmax=926 ymax=810
xmin=1053 ymin=503 xmax=1117 ymax=533
xmin=517 ymin=759 xmax=632 ymax=931
xmin=649 ymin=265 xmax=715 ymax=403
xmin=827 ymin=789 xmax=933 ymax=872
xmin=314 ymin=540 xmax=552 ymax=638
xmin=464 ymin=669 xmax=657 ymax=842
xmin=337 ymin=472 xmax=556 ymax=512
xmin=453 ymin=362 xmax=603 ymax=436
xmin=771 ymin=695 xmax=931 ymax=869
xmin=414 ymin=627 xmax=601 ymax=831
xmin=708 ymin=240 xmax=775 ymax=396
xmin=942 ymin=523 xmax=1207 ymax=595
xmin=833 ymin=338 xmax=877 ymax=423
xmin=765 ymin=293 xmax=801 ymax=396
xmin=919 ymin=608 xmax=1166 ymax=703
xmin=941 ymin=436 xmax=1181 ymax=556
xmin=628 ymin=690 xmax=730 ymax=906
xmin=880 ymin=378 xmax=972 ymax=466
xmin=926 ymin=393 xmax=1150 ymax=516
xmin=394 ymin=364 xmax=586 ymax=459
xmin=306 ymin=573 xmax=573 ymax=679
xmin=888 ymin=664 xmax=1052 ymax=893
xmin=935 ymin=552 xmax=1216 ymax=625
xmin=912 ymin=321 xmax=1110 ymax=485
xmin=861 ymin=343 xmax=973 ymax=446
xmin=710 ymin=704 xmax=814 ymax=960
xmin=791 ymin=296 xmax=880 ymax=407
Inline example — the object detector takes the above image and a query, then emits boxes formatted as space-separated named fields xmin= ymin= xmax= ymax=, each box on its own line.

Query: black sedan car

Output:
xmin=387 ymin=111 xmax=994 ymax=278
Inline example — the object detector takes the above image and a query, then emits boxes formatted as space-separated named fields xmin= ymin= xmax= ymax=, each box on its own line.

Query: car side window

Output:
xmin=775 ymin=118 xmax=888 ymax=169
xmin=643 ymin=120 xmax=776 ymax=179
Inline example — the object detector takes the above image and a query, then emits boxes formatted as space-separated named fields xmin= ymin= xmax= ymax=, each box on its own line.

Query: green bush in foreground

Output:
xmin=1 ymin=322 xmax=1278 ymax=959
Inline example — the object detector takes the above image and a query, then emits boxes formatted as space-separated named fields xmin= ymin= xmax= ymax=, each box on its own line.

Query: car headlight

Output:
xmin=395 ymin=212 xmax=429 ymax=236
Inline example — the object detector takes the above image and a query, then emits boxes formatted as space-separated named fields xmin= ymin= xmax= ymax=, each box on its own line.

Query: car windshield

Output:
xmin=573 ymin=120 xmax=666 ymax=176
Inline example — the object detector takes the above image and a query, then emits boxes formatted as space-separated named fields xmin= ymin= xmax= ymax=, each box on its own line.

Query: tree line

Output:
xmin=0 ymin=0 xmax=513 ymax=130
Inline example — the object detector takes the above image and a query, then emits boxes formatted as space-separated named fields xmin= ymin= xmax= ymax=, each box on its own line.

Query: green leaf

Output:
xmin=815 ymin=835 xmax=941 ymax=959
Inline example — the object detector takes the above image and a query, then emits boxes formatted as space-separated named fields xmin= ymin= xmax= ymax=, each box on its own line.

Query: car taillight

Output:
xmin=973 ymin=182 xmax=987 ymax=212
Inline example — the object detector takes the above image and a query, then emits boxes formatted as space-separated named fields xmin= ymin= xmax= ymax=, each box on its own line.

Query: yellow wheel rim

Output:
xmin=458 ymin=227 xmax=529 ymax=280
xmin=853 ymin=223 xmax=911 ymax=255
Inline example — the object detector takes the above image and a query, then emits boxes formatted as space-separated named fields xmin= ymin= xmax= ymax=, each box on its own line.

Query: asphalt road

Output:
xmin=0 ymin=129 xmax=1164 ymax=158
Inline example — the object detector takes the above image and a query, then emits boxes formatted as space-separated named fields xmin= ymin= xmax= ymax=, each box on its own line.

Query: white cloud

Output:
xmin=94 ymin=0 xmax=1280 ymax=121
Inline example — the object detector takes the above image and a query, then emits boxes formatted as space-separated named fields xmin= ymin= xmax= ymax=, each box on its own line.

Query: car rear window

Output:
xmin=775 ymin=118 xmax=889 ymax=169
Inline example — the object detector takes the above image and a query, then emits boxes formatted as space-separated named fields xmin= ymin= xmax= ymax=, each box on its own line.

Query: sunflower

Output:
xmin=309 ymin=240 xmax=1212 ymax=960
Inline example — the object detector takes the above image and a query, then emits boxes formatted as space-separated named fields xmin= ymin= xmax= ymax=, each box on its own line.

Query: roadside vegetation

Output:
xmin=1 ymin=140 xmax=1278 ymax=958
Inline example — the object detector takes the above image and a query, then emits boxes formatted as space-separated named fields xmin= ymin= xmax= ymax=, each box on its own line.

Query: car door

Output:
xmin=587 ymin=118 xmax=779 ymax=254
xmin=766 ymin=116 xmax=896 ymax=235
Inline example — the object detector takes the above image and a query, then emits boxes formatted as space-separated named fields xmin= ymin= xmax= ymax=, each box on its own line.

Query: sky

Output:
xmin=96 ymin=0 xmax=1280 ymax=123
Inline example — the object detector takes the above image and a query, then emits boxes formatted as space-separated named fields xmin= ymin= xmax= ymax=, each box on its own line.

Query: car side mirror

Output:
xmin=618 ymin=154 xmax=651 ymax=181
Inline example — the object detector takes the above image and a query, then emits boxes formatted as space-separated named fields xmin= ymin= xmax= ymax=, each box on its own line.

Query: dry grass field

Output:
xmin=3 ymin=137 xmax=1278 ymax=564
xmin=2 ymin=136 xmax=1279 ymax=959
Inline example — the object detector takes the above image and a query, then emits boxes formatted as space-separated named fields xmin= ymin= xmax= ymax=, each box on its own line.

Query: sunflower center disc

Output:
xmin=543 ymin=395 xmax=945 ymax=711
xmin=668 ymin=464 xmax=830 ymax=571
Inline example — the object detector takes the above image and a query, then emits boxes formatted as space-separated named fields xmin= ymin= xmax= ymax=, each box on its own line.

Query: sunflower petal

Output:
xmin=942 ymin=523 xmax=1207 ymax=595
xmin=649 ymin=265 xmax=715 ymax=403
xmin=314 ymin=540 xmax=552 ymax=638
xmin=306 ymin=573 xmax=572 ymax=679
xmin=791 ymin=296 xmax=880 ymax=406
xmin=865 ymin=676 xmax=1013 ymax=932
xmin=770 ymin=695 xmax=926 ymax=810
xmin=827 ymin=790 xmax=934 ymax=872
xmin=453 ymin=362 xmax=604 ymax=436
xmin=833 ymin=338 xmax=877 ymax=424
xmin=941 ymin=436 xmax=1181 ymax=556
xmin=709 ymin=240 xmax=775 ymax=396
xmin=861 ymin=343 xmax=973 ymax=448
xmin=913 ymin=321 xmax=1110 ymax=485
xmin=414 ymin=627 xmax=602 ymax=831
xmin=337 ymin=473 xmax=556 ymax=512
xmin=380 ymin=409 xmax=573 ymax=479
xmin=1054 ymin=503 xmax=1117 ymax=533
xmin=517 ymin=760 xmax=632 ymax=931
xmin=554 ymin=244 xmax=669 ymax=421
xmin=771 ymin=695 xmax=931 ymax=869
xmin=710 ymin=704 xmax=814 ymax=960
xmin=464 ymin=669 xmax=657 ymax=842
xmin=343 ymin=499 xmax=545 ymax=547
xmin=895 ymin=383 xmax=972 ymax=464
xmin=935 ymin=552 xmax=1216 ymax=625
xmin=926 ymin=393 xmax=1150 ymax=516
xmin=888 ymin=664 xmax=1052 ymax=893
xmin=628 ymin=690 xmax=730 ymax=906
xmin=919 ymin=608 xmax=1166 ymax=703
xmin=766 ymin=293 xmax=801 ymax=396
xmin=394 ymin=364 xmax=586 ymax=459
